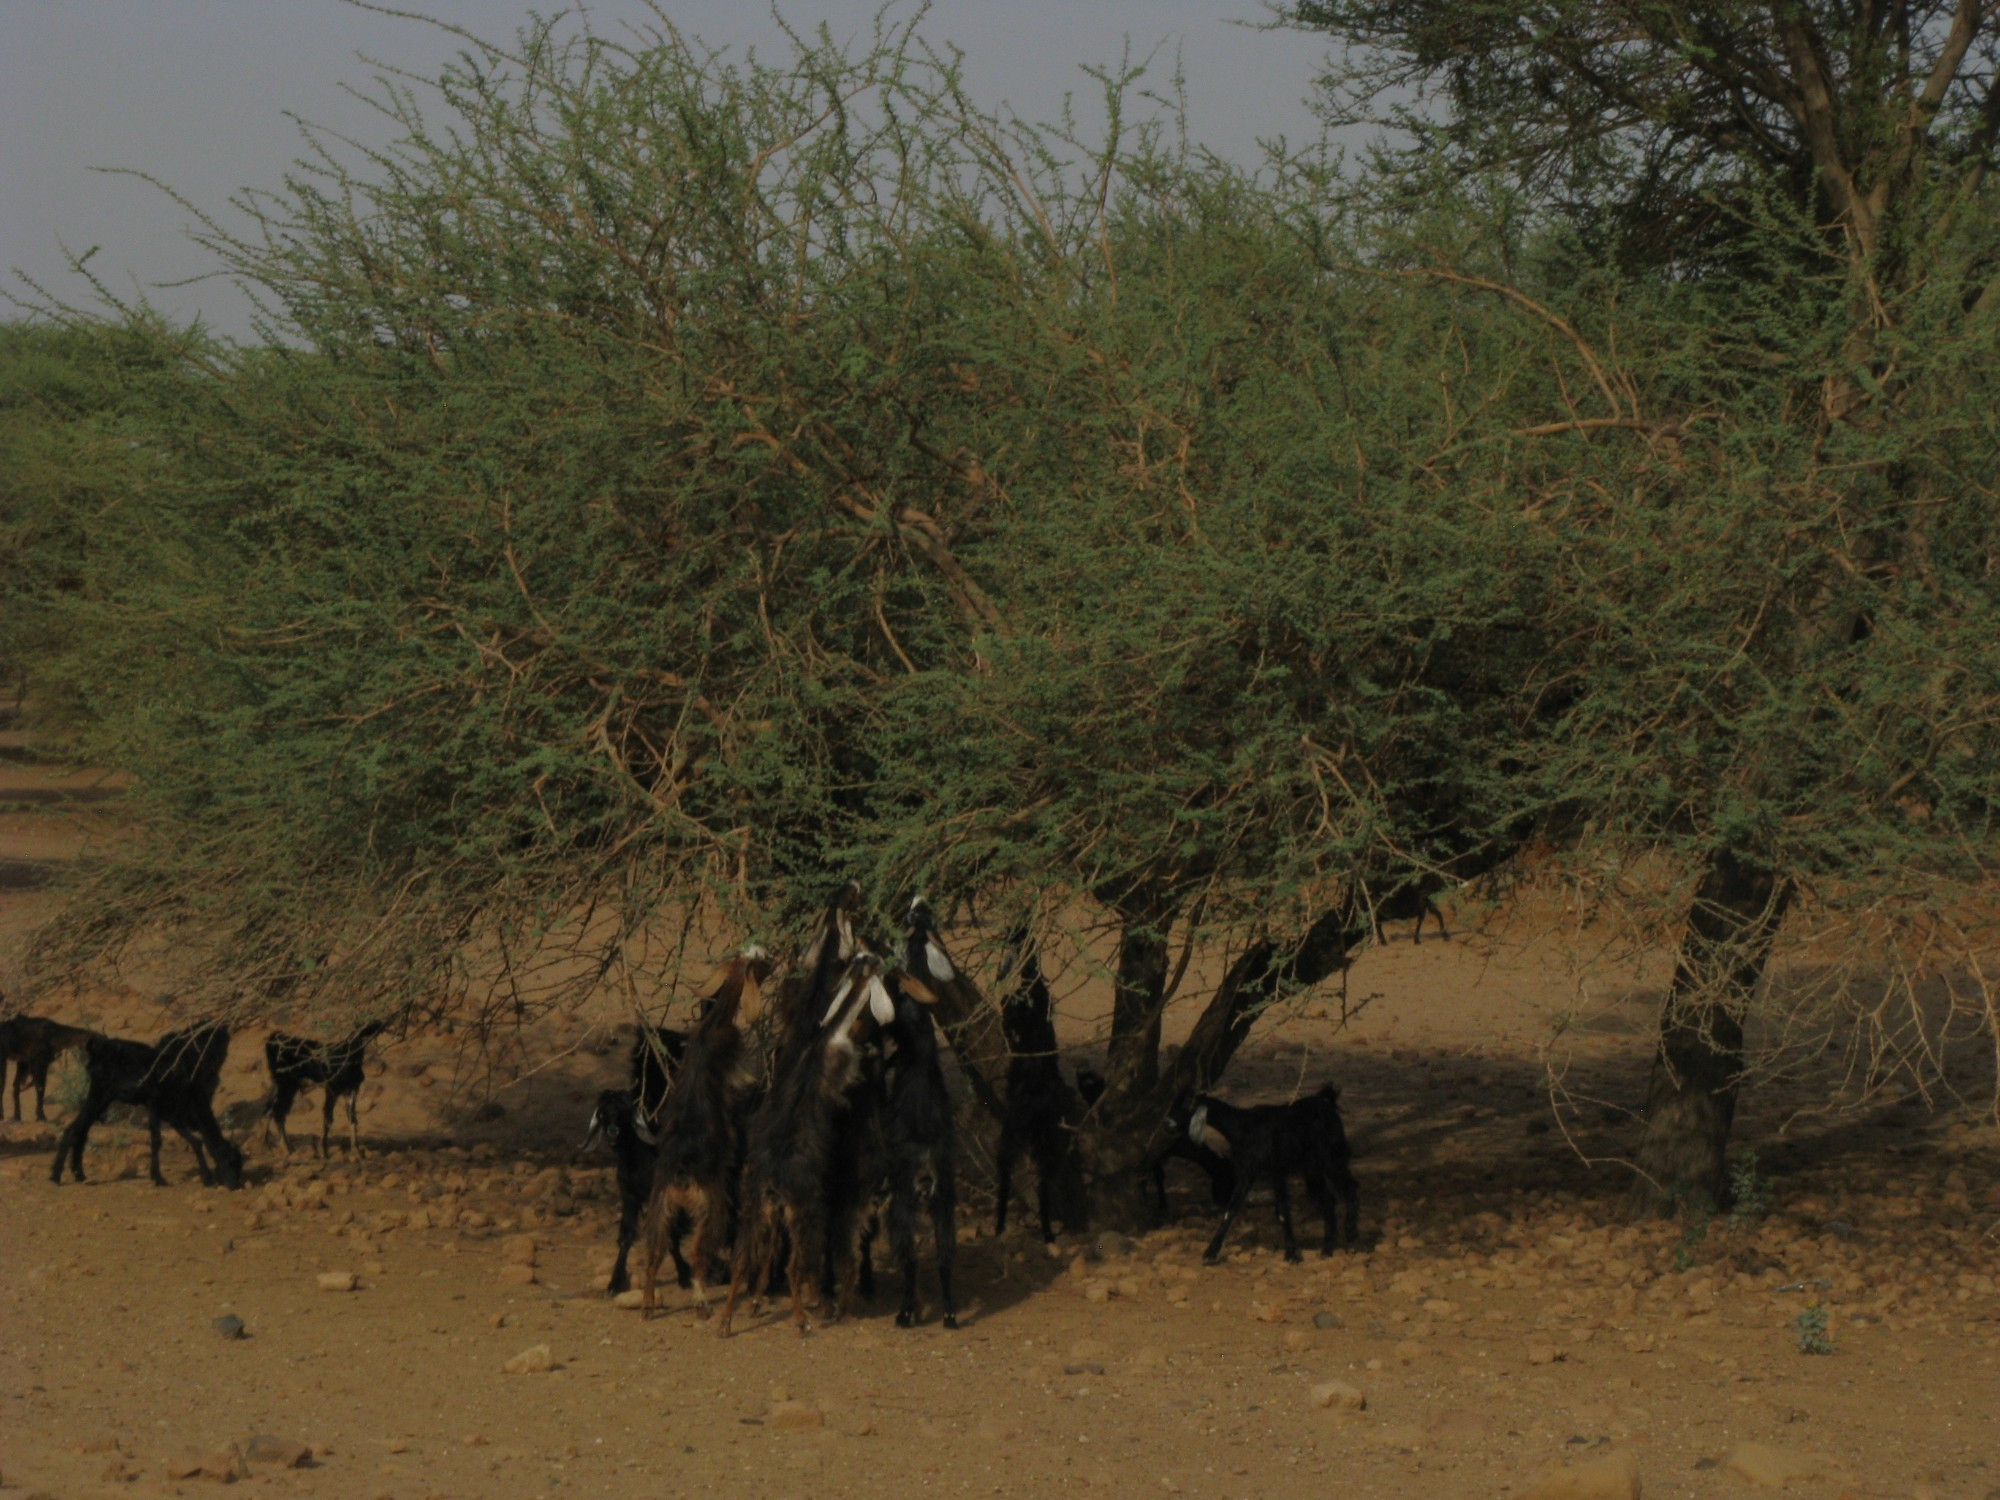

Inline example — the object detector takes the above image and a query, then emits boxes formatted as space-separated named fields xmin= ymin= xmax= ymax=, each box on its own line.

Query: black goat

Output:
xmin=0 ymin=1014 xmax=92 ymax=1122
xmin=993 ymin=941 xmax=1085 ymax=1242
xmin=584 ymin=1088 xmax=660 ymax=1296
xmin=1168 ymin=1085 xmax=1360 ymax=1263
xmin=638 ymin=948 xmax=771 ymax=1320
xmin=261 ymin=1019 xmax=388 ymax=1159
xmin=52 ymin=1023 xmax=243 ymax=1189
xmin=1076 ymin=1065 xmax=1235 ymax=1222
xmin=867 ymin=918 xmax=959 ymax=1328
xmin=720 ymin=952 xmax=896 ymax=1337
xmin=628 ymin=1023 xmax=690 ymax=1125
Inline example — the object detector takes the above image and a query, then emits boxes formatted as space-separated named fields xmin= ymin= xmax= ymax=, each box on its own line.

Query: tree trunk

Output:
xmin=1104 ymin=893 xmax=1174 ymax=1098
xmin=1629 ymin=846 xmax=1793 ymax=1217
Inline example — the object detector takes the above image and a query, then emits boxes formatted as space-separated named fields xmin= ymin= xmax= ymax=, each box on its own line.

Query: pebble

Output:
xmin=316 ymin=1271 xmax=358 ymax=1292
xmin=1722 ymin=1443 xmax=1825 ymax=1487
xmin=1313 ymin=1311 xmax=1344 ymax=1330
xmin=1096 ymin=1231 xmax=1137 ymax=1259
xmin=164 ymin=1444 xmax=249 ymax=1483
xmin=613 ymin=1289 xmax=647 ymax=1310
xmin=1519 ymin=1447 xmax=1641 ymax=1500
xmin=502 ymin=1344 xmax=556 ymax=1374
xmin=244 ymin=1434 xmax=313 ymax=1468
xmin=501 ymin=1234 xmax=538 ymax=1266
xmin=497 ymin=1263 xmax=537 ymax=1286
xmin=213 ymin=1315 xmax=246 ymax=1340
xmin=1527 ymin=1340 xmax=1565 ymax=1365
xmin=1310 ymin=1380 xmax=1367 ymax=1411
xmin=767 ymin=1400 xmax=824 ymax=1432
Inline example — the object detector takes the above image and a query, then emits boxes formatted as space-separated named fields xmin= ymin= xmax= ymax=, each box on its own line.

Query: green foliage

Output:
xmin=1726 ymin=1152 xmax=1773 ymax=1229
xmin=1794 ymin=1303 xmax=1835 ymax=1355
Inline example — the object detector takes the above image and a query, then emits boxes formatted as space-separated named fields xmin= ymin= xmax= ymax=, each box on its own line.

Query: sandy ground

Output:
xmin=5 ymin=731 xmax=2000 ymax=1500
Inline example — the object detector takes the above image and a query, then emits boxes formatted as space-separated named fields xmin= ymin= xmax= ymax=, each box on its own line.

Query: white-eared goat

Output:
xmin=1076 ymin=1065 xmax=1235 ymax=1222
xmin=1167 ymin=1085 xmax=1360 ymax=1263
xmin=52 ymin=1022 xmax=243 ymax=1189
xmin=261 ymin=1018 xmax=388 ymax=1159
xmin=584 ymin=1088 xmax=660 ymax=1296
xmin=720 ymin=951 xmax=897 ymax=1337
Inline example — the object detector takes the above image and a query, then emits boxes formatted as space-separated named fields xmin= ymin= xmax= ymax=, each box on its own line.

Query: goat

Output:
xmin=769 ymin=881 xmax=863 ymax=1066
xmin=584 ymin=1088 xmax=661 ymax=1296
xmin=719 ymin=952 xmax=896 ymax=1337
xmin=261 ymin=1019 xmax=388 ymax=1159
xmin=866 ymin=905 xmax=961 ymax=1327
xmin=52 ymin=1023 xmax=243 ymax=1189
xmin=628 ymin=1023 xmax=690 ymax=1126
xmin=1076 ymin=1065 xmax=1234 ymax=1223
xmin=1167 ymin=1085 xmax=1360 ymax=1263
xmin=0 ymin=1014 xmax=92 ymax=1122
xmin=637 ymin=947 xmax=772 ymax=1321
xmin=993 ymin=939 xmax=1085 ymax=1242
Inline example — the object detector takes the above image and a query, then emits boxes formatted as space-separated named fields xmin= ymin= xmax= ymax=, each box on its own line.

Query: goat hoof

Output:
xmin=895 ymin=1310 xmax=915 ymax=1328
xmin=1284 ymin=1250 xmax=1303 ymax=1264
xmin=942 ymin=1314 xmax=959 ymax=1330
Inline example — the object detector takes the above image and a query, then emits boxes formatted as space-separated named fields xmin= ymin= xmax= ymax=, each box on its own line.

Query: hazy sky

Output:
xmin=2 ymin=2 xmax=1334 ymax=337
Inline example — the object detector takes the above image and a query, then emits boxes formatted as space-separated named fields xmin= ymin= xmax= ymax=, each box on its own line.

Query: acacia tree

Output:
xmin=1286 ymin=0 xmax=2000 ymax=1209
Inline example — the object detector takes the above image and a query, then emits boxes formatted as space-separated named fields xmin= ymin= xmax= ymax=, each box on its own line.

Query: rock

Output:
xmin=243 ymin=1435 xmax=312 ymax=1468
xmin=1313 ymin=1311 xmax=1344 ymax=1330
xmin=1250 ymin=1300 xmax=1286 ymax=1324
xmin=501 ymin=1234 xmax=538 ymax=1266
xmin=165 ymin=1445 xmax=249 ymax=1483
xmin=1096 ymin=1231 xmax=1137 ymax=1259
xmin=1309 ymin=1380 xmax=1367 ymax=1411
xmin=502 ymin=1344 xmax=556 ymax=1374
xmin=77 ymin=1433 xmax=124 ymax=1454
xmin=1519 ymin=1447 xmax=1642 ymax=1500
xmin=1063 ymin=1362 xmax=1106 ymax=1376
xmin=1282 ymin=1330 xmax=1314 ymax=1352
xmin=497 ymin=1263 xmax=537 ymax=1286
xmin=768 ymin=1400 xmax=824 ymax=1432
xmin=612 ymin=1289 xmax=646 ymax=1309
xmin=214 ymin=1315 xmax=246 ymax=1340
xmin=1527 ymin=1340 xmax=1565 ymax=1365
xmin=316 ymin=1271 xmax=358 ymax=1292
xmin=1722 ymin=1443 xmax=1824 ymax=1486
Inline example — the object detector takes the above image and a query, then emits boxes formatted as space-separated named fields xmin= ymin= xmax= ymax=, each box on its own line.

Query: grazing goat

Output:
xmin=1076 ymin=1066 xmax=1235 ymax=1222
xmin=637 ymin=947 xmax=771 ymax=1321
xmin=770 ymin=881 xmax=863 ymax=1065
xmin=261 ymin=1019 xmax=388 ymax=1159
xmin=720 ymin=952 xmax=897 ymax=1337
xmin=0 ymin=1014 xmax=92 ymax=1122
xmin=628 ymin=1023 xmax=690 ymax=1125
xmin=1168 ymin=1085 xmax=1359 ymax=1263
xmin=993 ymin=940 xmax=1085 ymax=1242
xmin=868 ymin=913 xmax=960 ymax=1327
xmin=52 ymin=1023 xmax=243 ymax=1189
xmin=584 ymin=1088 xmax=660 ymax=1296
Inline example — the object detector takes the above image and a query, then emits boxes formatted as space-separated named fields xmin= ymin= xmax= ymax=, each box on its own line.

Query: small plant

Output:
xmin=49 ymin=1052 xmax=90 ymax=1119
xmin=1671 ymin=1204 xmax=1712 ymax=1271
xmin=1793 ymin=1303 xmax=1835 ymax=1355
xmin=1727 ymin=1151 xmax=1774 ymax=1228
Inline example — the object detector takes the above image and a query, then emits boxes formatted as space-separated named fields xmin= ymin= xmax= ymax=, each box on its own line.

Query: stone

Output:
xmin=214 ymin=1315 xmax=246 ymax=1340
xmin=768 ymin=1400 xmax=825 ymax=1432
xmin=497 ymin=1263 xmax=537 ymax=1286
xmin=316 ymin=1271 xmax=358 ymax=1292
xmin=1722 ymin=1443 xmax=1824 ymax=1487
xmin=1313 ymin=1311 xmax=1344 ymax=1330
xmin=501 ymin=1234 xmax=538 ymax=1266
xmin=502 ymin=1344 xmax=556 ymax=1374
xmin=1096 ymin=1231 xmax=1137 ymax=1259
xmin=612 ymin=1289 xmax=646 ymax=1309
xmin=1282 ymin=1330 xmax=1315 ymax=1352
xmin=165 ymin=1445 xmax=249 ymax=1483
xmin=1309 ymin=1380 xmax=1367 ymax=1411
xmin=1527 ymin=1340 xmax=1565 ymax=1365
xmin=1519 ymin=1447 xmax=1642 ymax=1500
xmin=77 ymin=1434 xmax=124 ymax=1455
xmin=243 ymin=1435 xmax=312 ymax=1468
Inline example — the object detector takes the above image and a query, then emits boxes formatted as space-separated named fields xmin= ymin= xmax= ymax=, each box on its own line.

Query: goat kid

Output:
xmin=584 ymin=1088 xmax=663 ymax=1296
xmin=0 ymin=1014 xmax=92 ymax=1122
xmin=52 ymin=1023 xmax=243 ymax=1189
xmin=1076 ymin=1066 xmax=1235 ymax=1223
xmin=1168 ymin=1085 xmax=1360 ymax=1263
xmin=261 ymin=1018 xmax=388 ymax=1159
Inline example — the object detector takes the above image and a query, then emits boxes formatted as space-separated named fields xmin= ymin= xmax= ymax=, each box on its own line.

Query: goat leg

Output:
xmin=1271 ymin=1171 xmax=1302 ymax=1263
xmin=347 ymin=1090 xmax=363 ymax=1159
xmin=890 ymin=1191 xmax=920 ymax=1328
xmin=1203 ymin=1175 xmax=1254 ymax=1264
xmin=932 ymin=1187 xmax=959 ymax=1329
xmin=993 ymin=1131 xmax=1016 ymax=1235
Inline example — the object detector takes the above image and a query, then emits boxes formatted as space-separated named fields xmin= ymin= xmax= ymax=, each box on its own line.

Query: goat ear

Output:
xmin=899 ymin=974 xmax=939 ymax=1007
xmin=922 ymin=937 xmax=956 ymax=982
xmin=820 ymin=974 xmax=856 ymax=1027
xmin=1187 ymin=1102 xmax=1209 ymax=1148
xmin=736 ymin=970 xmax=764 ymax=1027
xmin=582 ymin=1116 xmax=604 ymax=1153
xmin=634 ymin=1115 xmax=658 ymax=1148
xmin=866 ymin=976 xmax=895 ymax=1027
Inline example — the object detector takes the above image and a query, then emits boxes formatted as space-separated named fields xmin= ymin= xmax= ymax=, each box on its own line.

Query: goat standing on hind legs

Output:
xmin=636 ymin=947 xmax=770 ymax=1322
xmin=260 ymin=1019 xmax=388 ymax=1160
xmin=719 ymin=953 xmax=898 ymax=1338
